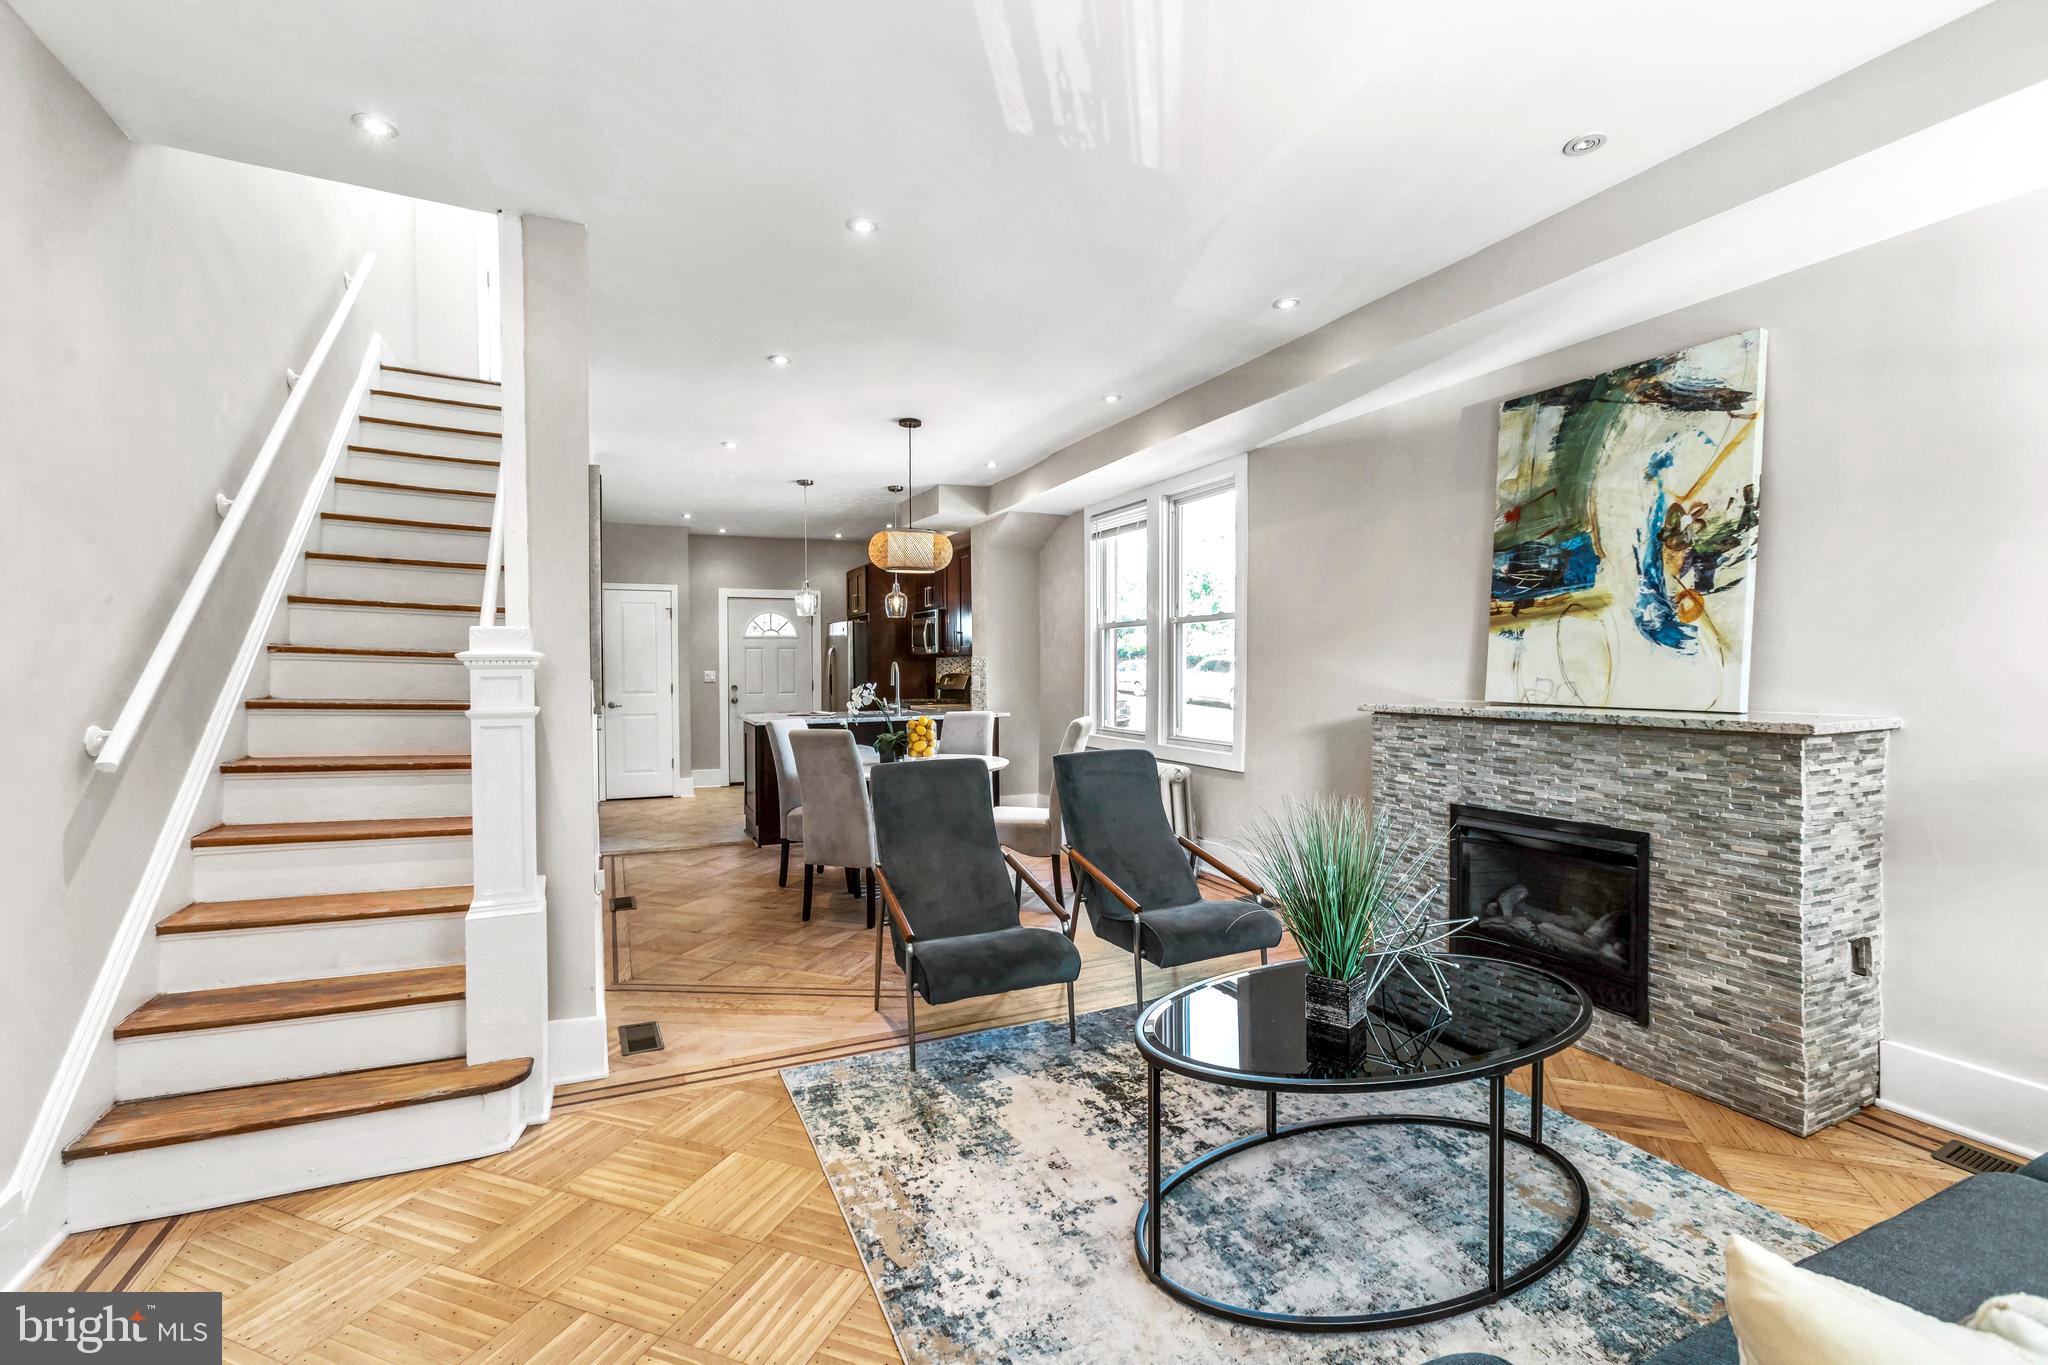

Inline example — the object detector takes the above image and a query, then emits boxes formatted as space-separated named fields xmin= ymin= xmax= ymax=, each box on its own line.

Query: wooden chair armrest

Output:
xmin=1178 ymin=836 xmax=1265 ymax=898
xmin=1002 ymin=850 xmax=1071 ymax=924
xmin=1064 ymin=846 xmax=1140 ymax=914
xmin=873 ymin=866 xmax=916 ymax=943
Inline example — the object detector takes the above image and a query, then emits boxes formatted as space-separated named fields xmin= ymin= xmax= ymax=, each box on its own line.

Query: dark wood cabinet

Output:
xmin=845 ymin=565 xmax=866 ymax=618
xmin=946 ymin=546 xmax=972 ymax=654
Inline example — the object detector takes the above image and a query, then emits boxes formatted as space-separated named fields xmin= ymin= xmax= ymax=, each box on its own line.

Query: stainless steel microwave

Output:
xmin=910 ymin=607 xmax=943 ymax=656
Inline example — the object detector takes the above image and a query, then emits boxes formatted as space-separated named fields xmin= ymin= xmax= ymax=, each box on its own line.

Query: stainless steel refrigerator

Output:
xmin=824 ymin=619 xmax=869 ymax=713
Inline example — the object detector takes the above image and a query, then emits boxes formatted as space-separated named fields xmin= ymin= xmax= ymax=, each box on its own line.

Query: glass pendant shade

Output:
xmin=791 ymin=478 xmax=819 ymax=619
xmin=866 ymin=528 xmax=953 ymax=574
xmin=882 ymin=579 xmax=909 ymax=619
xmin=793 ymin=584 xmax=820 ymax=619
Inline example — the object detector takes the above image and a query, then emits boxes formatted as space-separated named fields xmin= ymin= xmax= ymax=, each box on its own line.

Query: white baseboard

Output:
xmin=1879 ymin=1039 xmax=2048 ymax=1159
xmin=690 ymin=767 xmax=726 ymax=791
xmin=671 ymin=775 xmax=696 ymax=797
xmin=548 ymin=1012 xmax=610 ymax=1085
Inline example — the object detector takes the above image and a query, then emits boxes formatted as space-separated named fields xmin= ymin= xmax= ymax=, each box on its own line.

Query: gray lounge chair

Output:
xmin=1054 ymin=747 xmax=1283 ymax=1006
xmin=871 ymin=757 xmax=1083 ymax=1069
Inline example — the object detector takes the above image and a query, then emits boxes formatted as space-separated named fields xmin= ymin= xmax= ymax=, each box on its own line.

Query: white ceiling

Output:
xmin=17 ymin=0 xmax=1987 ymax=535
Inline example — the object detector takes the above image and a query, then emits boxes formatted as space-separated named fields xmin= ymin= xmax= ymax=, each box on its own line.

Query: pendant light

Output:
xmin=792 ymin=479 xmax=820 ymax=619
xmin=869 ymin=418 xmax=952 ymax=626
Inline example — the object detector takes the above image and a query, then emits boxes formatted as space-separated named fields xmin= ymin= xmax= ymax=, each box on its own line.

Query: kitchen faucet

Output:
xmin=889 ymin=661 xmax=901 ymax=713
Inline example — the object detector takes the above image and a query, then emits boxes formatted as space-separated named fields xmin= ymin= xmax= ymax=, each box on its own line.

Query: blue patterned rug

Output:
xmin=783 ymin=1005 xmax=1829 ymax=1363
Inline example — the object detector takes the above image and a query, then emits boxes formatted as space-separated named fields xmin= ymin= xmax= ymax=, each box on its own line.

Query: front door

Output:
xmin=601 ymin=585 xmax=675 ymax=799
xmin=727 ymin=596 xmax=810 ymax=783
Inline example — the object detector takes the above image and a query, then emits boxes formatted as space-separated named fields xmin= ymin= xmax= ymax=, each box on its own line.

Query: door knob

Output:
xmin=605 ymin=701 xmax=622 ymax=709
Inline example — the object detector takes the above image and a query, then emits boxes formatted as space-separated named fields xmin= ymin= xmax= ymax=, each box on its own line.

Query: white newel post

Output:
xmin=462 ymin=624 xmax=551 ymax=1123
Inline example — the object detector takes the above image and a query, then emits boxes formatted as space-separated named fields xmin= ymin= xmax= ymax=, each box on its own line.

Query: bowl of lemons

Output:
xmin=905 ymin=715 xmax=937 ymax=759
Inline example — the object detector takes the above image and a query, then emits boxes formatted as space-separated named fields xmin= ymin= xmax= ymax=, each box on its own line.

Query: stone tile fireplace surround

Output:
xmin=1365 ymin=702 xmax=1901 ymax=1135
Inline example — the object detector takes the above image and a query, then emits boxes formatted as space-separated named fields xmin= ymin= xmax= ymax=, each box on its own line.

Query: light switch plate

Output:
xmin=702 ymin=670 xmax=716 ymax=683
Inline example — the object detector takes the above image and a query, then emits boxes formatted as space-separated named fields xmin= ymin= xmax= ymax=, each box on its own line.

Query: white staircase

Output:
xmin=62 ymin=364 xmax=539 ymax=1227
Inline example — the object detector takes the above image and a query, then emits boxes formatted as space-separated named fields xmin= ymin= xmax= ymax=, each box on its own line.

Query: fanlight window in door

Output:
xmin=744 ymin=612 xmax=798 ymax=638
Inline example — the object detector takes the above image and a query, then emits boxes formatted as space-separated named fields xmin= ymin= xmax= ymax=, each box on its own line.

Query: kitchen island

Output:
xmin=740 ymin=710 xmax=1009 ymax=847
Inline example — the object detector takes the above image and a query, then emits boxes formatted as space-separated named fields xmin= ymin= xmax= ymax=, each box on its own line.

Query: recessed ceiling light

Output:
xmin=718 ymin=527 xmax=728 ymax=534
xmin=720 ymin=440 xmax=738 ymax=450
xmin=766 ymin=353 xmax=791 ymax=366
xmin=985 ymin=460 xmax=998 ymax=469
xmin=1271 ymin=296 xmax=1301 ymax=311
xmin=1103 ymin=394 xmax=1122 ymax=404
xmin=1562 ymin=132 xmax=1607 ymax=157
xmin=845 ymin=216 xmax=879 ymax=235
xmin=351 ymin=112 xmax=399 ymax=140
xmin=885 ymin=522 xmax=894 ymax=530
xmin=833 ymin=531 xmax=843 ymax=539
xmin=682 ymin=512 xmax=692 ymax=520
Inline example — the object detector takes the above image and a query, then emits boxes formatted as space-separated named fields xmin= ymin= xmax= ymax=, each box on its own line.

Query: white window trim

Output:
xmin=1083 ymin=453 xmax=1248 ymax=773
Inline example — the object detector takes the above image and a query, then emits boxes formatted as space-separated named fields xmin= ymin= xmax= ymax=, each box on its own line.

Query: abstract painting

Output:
xmin=1486 ymin=330 xmax=1766 ymax=712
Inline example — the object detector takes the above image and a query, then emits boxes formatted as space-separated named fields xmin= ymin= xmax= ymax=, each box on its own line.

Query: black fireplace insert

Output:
xmin=1448 ymin=805 xmax=1651 ymax=1024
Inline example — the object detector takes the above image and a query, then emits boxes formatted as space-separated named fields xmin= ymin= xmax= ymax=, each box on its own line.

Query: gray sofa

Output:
xmin=1425 ymin=1151 xmax=2048 ymax=1365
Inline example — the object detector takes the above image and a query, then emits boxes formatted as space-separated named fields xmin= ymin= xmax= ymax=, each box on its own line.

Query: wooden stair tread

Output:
xmin=334 ymin=475 xmax=495 ymax=501
xmin=63 ymin=1055 xmax=528 ymax=1159
xmin=245 ymin=696 xmax=468 ymax=711
xmin=368 ymin=387 xmax=502 ymax=412
xmin=288 ymin=594 xmax=486 ymax=614
xmin=191 ymin=815 xmax=471 ymax=848
xmin=114 ymin=965 xmax=466 ymax=1038
xmin=305 ymin=551 xmax=488 ymax=571
xmin=348 ymin=443 xmax=500 ymax=469
xmin=221 ymin=752 xmax=471 ymax=774
xmin=358 ymin=415 xmax=500 ymax=440
xmin=157 ymin=885 xmax=473 ymax=934
xmin=321 ymin=512 xmax=490 ymax=534
xmin=267 ymin=644 xmax=458 ymax=660
xmin=381 ymin=363 xmax=501 ymax=387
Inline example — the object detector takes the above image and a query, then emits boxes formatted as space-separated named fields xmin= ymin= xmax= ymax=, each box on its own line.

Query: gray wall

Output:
xmin=970 ymin=513 xmax=1061 ymax=802
xmin=522 ymin=216 xmax=601 ymax=1026
xmin=0 ymin=7 xmax=482 ymax=1196
xmin=599 ymin=522 xmax=693 ymax=773
xmin=1036 ymin=514 xmax=1088 ymax=800
xmin=1041 ymin=184 xmax=2048 ymax=1122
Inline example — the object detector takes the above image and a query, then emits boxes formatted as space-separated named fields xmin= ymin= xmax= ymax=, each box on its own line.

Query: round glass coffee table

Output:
xmin=1133 ymin=955 xmax=1593 ymax=1331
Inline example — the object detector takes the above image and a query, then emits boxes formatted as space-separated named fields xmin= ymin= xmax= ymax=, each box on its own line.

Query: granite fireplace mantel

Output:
xmin=1362 ymin=700 xmax=1900 ymax=1135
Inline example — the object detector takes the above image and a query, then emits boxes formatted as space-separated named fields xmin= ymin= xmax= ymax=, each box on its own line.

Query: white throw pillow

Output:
xmin=1973 ymin=1296 xmax=2048 ymax=1354
xmin=1723 ymin=1235 xmax=2048 ymax=1365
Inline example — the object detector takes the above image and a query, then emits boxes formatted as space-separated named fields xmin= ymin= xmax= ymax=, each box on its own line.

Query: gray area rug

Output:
xmin=783 ymin=1006 xmax=1829 ymax=1363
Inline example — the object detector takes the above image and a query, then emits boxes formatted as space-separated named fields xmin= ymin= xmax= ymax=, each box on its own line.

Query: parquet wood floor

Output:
xmin=30 ymin=786 xmax=2019 ymax=1364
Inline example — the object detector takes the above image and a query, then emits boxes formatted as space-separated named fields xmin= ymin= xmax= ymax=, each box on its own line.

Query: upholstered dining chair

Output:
xmin=994 ymin=716 xmax=1092 ymax=907
xmin=1054 ymin=747 xmax=1283 ymax=1007
xmin=767 ymin=718 xmax=806 ymax=888
xmin=936 ymin=709 xmax=997 ymax=755
xmin=871 ymin=757 xmax=1083 ymax=1069
xmin=790 ymin=728 xmax=878 ymax=927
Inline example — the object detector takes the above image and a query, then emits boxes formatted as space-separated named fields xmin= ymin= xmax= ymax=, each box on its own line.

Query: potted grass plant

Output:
xmin=1241 ymin=796 xmax=1470 ymax=1030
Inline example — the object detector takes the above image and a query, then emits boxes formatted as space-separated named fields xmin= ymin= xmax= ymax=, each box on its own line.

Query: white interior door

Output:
xmin=727 ymin=596 xmax=810 ymax=783
xmin=601 ymin=585 xmax=675 ymax=799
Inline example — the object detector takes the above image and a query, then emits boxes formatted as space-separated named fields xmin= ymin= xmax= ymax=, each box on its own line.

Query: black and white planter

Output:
xmin=1303 ymin=966 xmax=1380 ymax=1031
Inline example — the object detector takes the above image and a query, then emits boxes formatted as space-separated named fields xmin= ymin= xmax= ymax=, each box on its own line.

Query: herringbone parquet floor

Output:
xmin=30 ymin=788 xmax=2015 ymax=1364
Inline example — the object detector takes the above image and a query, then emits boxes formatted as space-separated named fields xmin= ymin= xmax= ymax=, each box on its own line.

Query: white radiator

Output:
xmin=1158 ymin=762 xmax=1193 ymax=837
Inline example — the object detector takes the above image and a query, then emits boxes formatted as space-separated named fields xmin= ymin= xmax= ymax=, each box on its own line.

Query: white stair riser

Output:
xmin=157 ymin=913 xmax=467 ymax=993
xmin=363 ymin=393 xmax=504 ymax=433
xmin=193 ymin=835 xmax=473 ymax=901
xmin=247 ymin=707 xmax=470 ymax=754
xmin=377 ymin=372 xmax=503 ymax=404
xmin=345 ymin=449 xmax=499 ymax=492
xmin=65 ymin=1086 xmax=522 ymax=1230
xmin=305 ymin=558 xmax=487 ymax=602
xmin=332 ymin=482 xmax=494 ymax=526
xmin=318 ymin=518 xmax=491 ymax=561
xmin=115 ymin=1001 xmax=466 ymax=1101
xmin=288 ymin=602 xmax=474 ymax=651
xmin=268 ymin=655 xmax=468 ymax=700
xmin=223 ymin=770 xmax=472 ymax=823
xmin=354 ymin=420 xmax=500 ymax=461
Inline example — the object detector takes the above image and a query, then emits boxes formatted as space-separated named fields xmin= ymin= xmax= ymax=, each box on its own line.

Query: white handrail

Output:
xmin=479 ymin=462 xmax=507 ymax=627
xmin=83 ymin=252 xmax=378 ymax=773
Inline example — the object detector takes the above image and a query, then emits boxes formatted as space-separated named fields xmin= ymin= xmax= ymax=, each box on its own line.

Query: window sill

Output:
xmin=1087 ymin=728 xmax=1245 ymax=774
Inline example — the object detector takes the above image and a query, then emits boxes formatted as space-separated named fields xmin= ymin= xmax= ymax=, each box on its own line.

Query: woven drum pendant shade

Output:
xmin=866 ymin=527 xmax=953 ymax=573
xmin=868 ymin=416 xmax=953 ymax=574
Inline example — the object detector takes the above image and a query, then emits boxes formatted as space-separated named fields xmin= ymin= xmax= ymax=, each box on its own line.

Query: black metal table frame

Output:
xmin=1134 ymin=999 xmax=1591 ymax=1331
